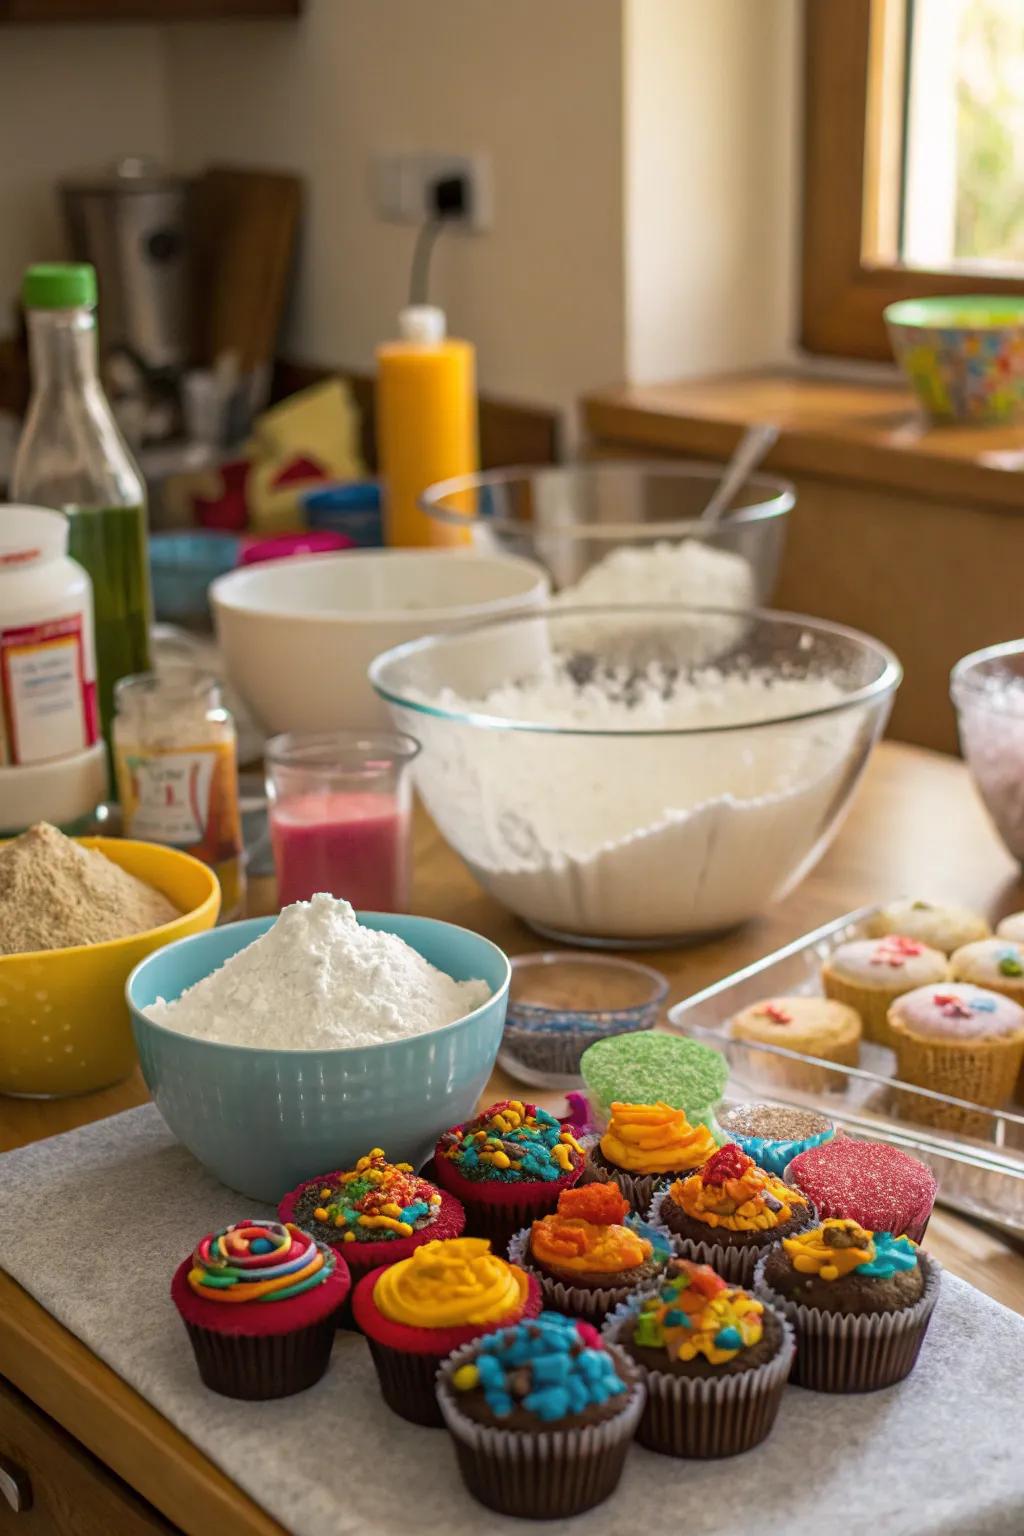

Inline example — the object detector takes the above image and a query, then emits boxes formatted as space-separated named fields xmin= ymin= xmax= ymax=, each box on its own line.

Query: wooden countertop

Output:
xmin=2 ymin=740 xmax=1024 ymax=1536
xmin=583 ymin=369 xmax=1024 ymax=510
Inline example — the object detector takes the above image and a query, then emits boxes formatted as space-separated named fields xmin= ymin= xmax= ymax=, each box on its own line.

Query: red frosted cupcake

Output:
xmin=433 ymin=1099 xmax=585 ymax=1250
xmin=785 ymin=1135 xmax=938 ymax=1243
xmin=171 ymin=1219 xmax=350 ymax=1399
xmin=278 ymin=1147 xmax=464 ymax=1289
xmin=352 ymin=1236 xmax=541 ymax=1426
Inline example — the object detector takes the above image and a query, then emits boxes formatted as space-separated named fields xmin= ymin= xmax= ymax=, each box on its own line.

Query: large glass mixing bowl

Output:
xmin=370 ymin=607 xmax=901 ymax=947
xmin=952 ymin=638 xmax=1024 ymax=864
xmin=420 ymin=461 xmax=794 ymax=604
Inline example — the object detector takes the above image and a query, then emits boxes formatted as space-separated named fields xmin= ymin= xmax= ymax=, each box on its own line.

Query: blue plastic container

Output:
xmin=127 ymin=912 xmax=510 ymax=1201
xmin=301 ymin=481 xmax=382 ymax=548
xmin=149 ymin=532 xmax=240 ymax=627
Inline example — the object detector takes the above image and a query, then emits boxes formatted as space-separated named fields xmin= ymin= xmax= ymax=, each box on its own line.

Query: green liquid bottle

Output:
xmin=12 ymin=263 xmax=152 ymax=750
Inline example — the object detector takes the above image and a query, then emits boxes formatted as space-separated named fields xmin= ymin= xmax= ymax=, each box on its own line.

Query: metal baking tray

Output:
xmin=667 ymin=906 xmax=1024 ymax=1236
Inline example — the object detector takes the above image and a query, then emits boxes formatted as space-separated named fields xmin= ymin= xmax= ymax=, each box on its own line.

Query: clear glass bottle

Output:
xmin=11 ymin=263 xmax=152 ymax=750
xmin=113 ymin=669 xmax=245 ymax=920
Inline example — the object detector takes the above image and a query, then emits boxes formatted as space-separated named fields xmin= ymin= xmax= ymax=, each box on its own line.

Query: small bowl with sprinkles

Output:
xmin=278 ymin=1147 xmax=465 ymax=1290
xmin=498 ymin=952 xmax=669 ymax=1089
xmin=433 ymin=1099 xmax=586 ymax=1250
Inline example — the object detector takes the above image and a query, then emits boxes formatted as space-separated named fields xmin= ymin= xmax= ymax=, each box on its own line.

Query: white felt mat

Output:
xmin=0 ymin=1105 xmax=1021 ymax=1536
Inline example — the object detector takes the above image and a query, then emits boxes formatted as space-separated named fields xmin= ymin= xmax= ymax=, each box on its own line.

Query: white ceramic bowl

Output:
xmin=210 ymin=549 xmax=549 ymax=733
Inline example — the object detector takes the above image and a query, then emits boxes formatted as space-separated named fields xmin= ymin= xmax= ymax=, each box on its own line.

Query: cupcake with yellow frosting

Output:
xmin=603 ymin=1258 xmax=794 ymax=1457
xmin=585 ymin=1101 xmax=718 ymax=1215
xmin=434 ymin=1100 xmax=585 ymax=1250
xmin=509 ymin=1181 xmax=670 ymax=1322
xmin=754 ymin=1217 xmax=941 ymax=1391
xmin=651 ymin=1143 xmax=815 ymax=1285
xmin=352 ymin=1236 xmax=541 ymax=1426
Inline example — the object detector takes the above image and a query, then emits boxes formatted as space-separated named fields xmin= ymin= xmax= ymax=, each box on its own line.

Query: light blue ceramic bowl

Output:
xmin=127 ymin=913 xmax=510 ymax=1202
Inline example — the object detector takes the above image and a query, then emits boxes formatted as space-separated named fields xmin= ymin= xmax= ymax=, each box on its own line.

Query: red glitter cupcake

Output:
xmin=784 ymin=1135 xmax=937 ymax=1243
xmin=278 ymin=1147 xmax=465 ymax=1289
xmin=352 ymin=1236 xmax=541 ymax=1426
xmin=433 ymin=1099 xmax=585 ymax=1251
xmin=171 ymin=1219 xmax=350 ymax=1399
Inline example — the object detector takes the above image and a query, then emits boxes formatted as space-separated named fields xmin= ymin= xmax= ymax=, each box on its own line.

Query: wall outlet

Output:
xmin=371 ymin=152 xmax=493 ymax=232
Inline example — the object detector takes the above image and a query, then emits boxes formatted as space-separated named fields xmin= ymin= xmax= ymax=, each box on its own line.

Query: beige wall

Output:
xmin=164 ymin=0 xmax=626 ymax=416
xmin=623 ymin=0 xmax=800 ymax=383
xmin=0 ymin=26 xmax=170 ymax=316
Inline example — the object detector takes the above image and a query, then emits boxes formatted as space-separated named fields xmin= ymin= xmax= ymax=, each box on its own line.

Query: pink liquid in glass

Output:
xmin=270 ymin=790 xmax=410 ymax=911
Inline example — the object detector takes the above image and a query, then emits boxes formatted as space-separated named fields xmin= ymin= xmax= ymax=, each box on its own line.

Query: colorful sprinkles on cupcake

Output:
xmin=633 ymin=1259 xmax=764 ymax=1364
xmin=870 ymin=935 xmax=926 ymax=967
xmin=451 ymin=1312 xmax=627 ymax=1421
xmin=188 ymin=1220 xmax=336 ymax=1302
xmin=669 ymin=1143 xmax=808 ymax=1232
xmin=438 ymin=1099 xmax=584 ymax=1183
xmin=304 ymin=1149 xmax=442 ymax=1243
xmin=783 ymin=1218 xmax=918 ymax=1281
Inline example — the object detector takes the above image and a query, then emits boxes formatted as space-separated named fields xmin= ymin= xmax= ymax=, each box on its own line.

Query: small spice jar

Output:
xmin=113 ymin=669 xmax=245 ymax=918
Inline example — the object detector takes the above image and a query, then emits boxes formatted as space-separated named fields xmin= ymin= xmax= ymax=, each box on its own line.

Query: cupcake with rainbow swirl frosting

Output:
xmin=433 ymin=1099 xmax=585 ymax=1250
xmin=650 ymin=1142 xmax=815 ymax=1285
xmin=584 ymin=1101 xmax=718 ymax=1215
xmin=278 ymin=1147 xmax=465 ymax=1285
xmin=437 ymin=1312 xmax=644 ymax=1518
xmin=352 ymin=1235 xmax=541 ymax=1426
xmin=509 ymin=1180 xmax=671 ymax=1323
xmin=170 ymin=1219 xmax=350 ymax=1399
xmin=602 ymin=1257 xmax=793 ymax=1457
xmin=754 ymin=1217 xmax=941 ymax=1391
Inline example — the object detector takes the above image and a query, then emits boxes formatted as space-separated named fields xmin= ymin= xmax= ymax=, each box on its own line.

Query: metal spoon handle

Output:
xmin=698 ymin=421 xmax=780 ymax=526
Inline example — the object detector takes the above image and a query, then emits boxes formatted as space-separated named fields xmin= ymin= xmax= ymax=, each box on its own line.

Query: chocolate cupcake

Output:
xmin=433 ymin=1099 xmax=585 ymax=1250
xmin=718 ymin=1103 xmax=834 ymax=1177
xmin=584 ymin=1100 xmax=718 ymax=1214
xmin=171 ymin=1219 xmax=350 ymax=1400
xmin=437 ymin=1312 xmax=644 ymax=1518
xmin=603 ymin=1258 xmax=793 ymax=1457
xmin=651 ymin=1143 xmax=815 ymax=1284
xmin=508 ymin=1181 xmax=670 ymax=1323
xmin=755 ymin=1218 xmax=941 ymax=1391
xmin=351 ymin=1236 xmax=541 ymax=1427
xmin=279 ymin=1147 xmax=465 ymax=1291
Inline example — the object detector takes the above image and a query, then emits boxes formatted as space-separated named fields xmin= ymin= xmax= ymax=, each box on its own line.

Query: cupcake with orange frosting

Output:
xmin=585 ymin=1101 xmax=718 ymax=1215
xmin=651 ymin=1143 xmax=815 ymax=1284
xmin=509 ymin=1181 xmax=670 ymax=1322
xmin=352 ymin=1236 xmax=541 ymax=1426
xmin=171 ymin=1218 xmax=351 ymax=1400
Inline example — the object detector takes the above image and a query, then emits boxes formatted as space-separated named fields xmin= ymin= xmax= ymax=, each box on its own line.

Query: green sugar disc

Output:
xmin=580 ymin=1030 xmax=728 ymax=1127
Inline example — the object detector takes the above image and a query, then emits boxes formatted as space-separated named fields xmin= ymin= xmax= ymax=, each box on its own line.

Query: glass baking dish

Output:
xmin=667 ymin=905 xmax=1024 ymax=1235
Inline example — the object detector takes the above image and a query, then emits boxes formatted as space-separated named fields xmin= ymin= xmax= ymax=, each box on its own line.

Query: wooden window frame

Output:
xmin=801 ymin=0 xmax=1024 ymax=360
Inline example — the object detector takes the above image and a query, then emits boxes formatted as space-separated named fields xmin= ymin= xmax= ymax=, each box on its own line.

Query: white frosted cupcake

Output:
xmin=822 ymin=936 xmax=948 ymax=1046
xmin=888 ymin=981 xmax=1024 ymax=1129
xmin=950 ymin=937 xmax=1024 ymax=1005
xmin=867 ymin=900 xmax=989 ymax=955
xmin=996 ymin=912 xmax=1024 ymax=944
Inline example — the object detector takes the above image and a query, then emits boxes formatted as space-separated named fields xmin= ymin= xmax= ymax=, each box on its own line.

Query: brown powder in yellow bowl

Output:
xmin=0 ymin=822 xmax=179 ymax=956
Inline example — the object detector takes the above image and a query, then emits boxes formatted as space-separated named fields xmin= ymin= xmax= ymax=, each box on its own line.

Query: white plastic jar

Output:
xmin=0 ymin=505 xmax=101 ymax=766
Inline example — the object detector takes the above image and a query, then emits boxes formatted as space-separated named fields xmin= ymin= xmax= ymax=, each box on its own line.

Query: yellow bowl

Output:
xmin=0 ymin=838 xmax=220 ymax=1098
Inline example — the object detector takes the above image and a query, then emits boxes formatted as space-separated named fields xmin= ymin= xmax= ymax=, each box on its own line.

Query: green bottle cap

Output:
xmin=21 ymin=263 xmax=97 ymax=310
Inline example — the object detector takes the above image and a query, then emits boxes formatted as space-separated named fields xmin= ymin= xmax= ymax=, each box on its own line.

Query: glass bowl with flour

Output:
xmin=371 ymin=607 xmax=901 ymax=947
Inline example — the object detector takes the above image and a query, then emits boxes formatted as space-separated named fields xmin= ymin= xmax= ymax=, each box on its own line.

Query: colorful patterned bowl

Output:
xmin=885 ymin=295 xmax=1024 ymax=424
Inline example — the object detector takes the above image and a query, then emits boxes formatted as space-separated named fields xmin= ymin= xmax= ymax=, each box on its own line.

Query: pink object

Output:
xmin=239 ymin=531 xmax=352 ymax=566
xmin=270 ymin=790 xmax=411 ymax=911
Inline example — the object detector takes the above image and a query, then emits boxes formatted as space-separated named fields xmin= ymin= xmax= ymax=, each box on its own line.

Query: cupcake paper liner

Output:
xmin=822 ymin=971 xmax=906 ymax=1048
xmin=646 ymin=1187 xmax=816 ymax=1288
xmin=182 ymin=1313 xmax=340 ymax=1400
xmin=436 ymin=1339 xmax=645 ymax=1518
xmin=506 ymin=1225 xmax=667 ymax=1325
xmin=600 ymin=1291 xmax=794 ymax=1458
xmin=889 ymin=1031 xmax=1024 ymax=1132
xmin=365 ymin=1333 xmax=451 ymax=1427
xmin=752 ymin=1248 xmax=941 ymax=1392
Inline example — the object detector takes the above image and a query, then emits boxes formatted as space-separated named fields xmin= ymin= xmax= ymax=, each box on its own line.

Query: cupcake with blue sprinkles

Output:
xmin=436 ymin=1311 xmax=644 ymax=1518
xmin=434 ymin=1099 xmax=585 ymax=1250
xmin=717 ymin=1103 xmax=835 ymax=1178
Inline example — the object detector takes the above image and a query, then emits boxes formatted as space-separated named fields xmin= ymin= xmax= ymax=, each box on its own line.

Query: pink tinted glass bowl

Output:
xmin=952 ymin=639 xmax=1024 ymax=863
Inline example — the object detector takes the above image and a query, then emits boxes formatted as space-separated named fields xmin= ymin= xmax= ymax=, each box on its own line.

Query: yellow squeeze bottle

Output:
xmin=375 ymin=305 xmax=476 ymax=547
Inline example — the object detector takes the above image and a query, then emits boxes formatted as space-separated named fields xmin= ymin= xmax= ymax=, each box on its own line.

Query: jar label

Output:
xmin=0 ymin=614 xmax=98 ymax=766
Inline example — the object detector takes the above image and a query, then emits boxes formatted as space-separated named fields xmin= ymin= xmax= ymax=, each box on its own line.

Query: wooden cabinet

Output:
xmin=0 ymin=1379 xmax=175 ymax=1535
xmin=0 ymin=1 xmax=301 ymax=22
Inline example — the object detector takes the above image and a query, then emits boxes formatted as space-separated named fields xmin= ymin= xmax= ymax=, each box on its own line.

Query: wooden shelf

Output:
xmin=0 ymin=0 xmax=301 ymax=23
xmin=583 ymin=370 xmax=1024 ymax=512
